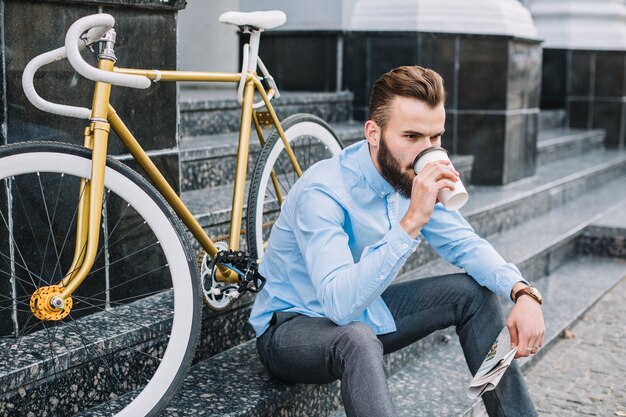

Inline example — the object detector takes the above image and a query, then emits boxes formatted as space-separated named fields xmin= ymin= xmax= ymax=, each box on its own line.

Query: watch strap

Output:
xmin=514 ymin=287 xmax=541 ymax=304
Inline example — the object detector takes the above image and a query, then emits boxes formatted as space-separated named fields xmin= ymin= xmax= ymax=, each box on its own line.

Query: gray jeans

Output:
xmin=256 ymin=273 xmax=538 ymax=417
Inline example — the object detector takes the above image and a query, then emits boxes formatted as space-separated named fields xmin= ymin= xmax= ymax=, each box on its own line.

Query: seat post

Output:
xmin=244 ymin=27 xmax=262 ymax=73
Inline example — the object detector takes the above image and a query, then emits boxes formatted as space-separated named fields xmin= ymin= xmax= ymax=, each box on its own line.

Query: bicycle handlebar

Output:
xmin=22 ymin=14 xmax=150 ymax=119
xmin=65 ymin=14 xmax=151 ymax=90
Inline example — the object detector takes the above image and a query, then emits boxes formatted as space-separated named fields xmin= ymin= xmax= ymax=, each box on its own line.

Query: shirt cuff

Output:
xmin=493 ymin=263 xmax=529 ymax=300
xmin=386 ymin=223 xmax=420 ymax=257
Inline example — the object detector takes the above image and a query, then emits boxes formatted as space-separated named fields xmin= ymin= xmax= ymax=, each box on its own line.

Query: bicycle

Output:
xmin=0 ymin=11 xmax=343 ymax=417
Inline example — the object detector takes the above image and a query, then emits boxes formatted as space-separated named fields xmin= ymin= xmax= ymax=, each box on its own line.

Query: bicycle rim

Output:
xmin=247 ymin=114 xmax=344 ymax=260
xmin=0 ymin=143 xmax=199 ymax=416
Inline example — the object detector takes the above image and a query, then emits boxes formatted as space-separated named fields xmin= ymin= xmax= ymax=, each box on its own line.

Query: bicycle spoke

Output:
xmin=36 ymin=173 xmax=63 ymax=283
xmin=83 ymin=263 xmax=170 ymax=300
xmin=49 ymin=176 xmax=89 ymax=282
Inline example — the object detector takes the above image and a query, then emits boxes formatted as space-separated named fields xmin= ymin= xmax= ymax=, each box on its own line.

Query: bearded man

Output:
xmin=249 ymin=66 xmax=544 ymax=417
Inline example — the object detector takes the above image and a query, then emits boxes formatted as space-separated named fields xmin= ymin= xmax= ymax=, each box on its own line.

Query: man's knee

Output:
xmin=453 ymin=273 xmax=497 ymax=305
xmin=333 ymin=321 xmax=383 ymax=364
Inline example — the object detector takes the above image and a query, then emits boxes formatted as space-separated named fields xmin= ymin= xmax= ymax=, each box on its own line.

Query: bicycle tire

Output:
xmin=0 ymin=142 xmax=200 ymax=416
xmin=246 ymin=114 xmax=344 ymax=260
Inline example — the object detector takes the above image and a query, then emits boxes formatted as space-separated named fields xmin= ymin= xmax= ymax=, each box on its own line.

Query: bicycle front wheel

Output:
xmin=0 ymin=142 xmax=200 ymax=416
xmin=247 ymin=114 xmax=344 ymax=260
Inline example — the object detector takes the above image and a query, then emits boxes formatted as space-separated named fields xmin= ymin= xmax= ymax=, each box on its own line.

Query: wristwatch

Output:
xmin=513 ymin=286 xmax=543 ymax=305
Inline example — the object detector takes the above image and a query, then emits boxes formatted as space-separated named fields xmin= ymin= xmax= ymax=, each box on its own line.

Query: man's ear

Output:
xmin=365 ymin=120 xmax=381 ymax=148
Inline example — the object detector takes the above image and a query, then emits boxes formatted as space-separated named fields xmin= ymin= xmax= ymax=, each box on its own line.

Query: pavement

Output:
xmin=524 ymin=276 xmax=626 ymax=417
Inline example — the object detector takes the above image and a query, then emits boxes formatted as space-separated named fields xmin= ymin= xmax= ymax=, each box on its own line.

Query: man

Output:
xmin=249 ymin=66 xmax=544 ymax=417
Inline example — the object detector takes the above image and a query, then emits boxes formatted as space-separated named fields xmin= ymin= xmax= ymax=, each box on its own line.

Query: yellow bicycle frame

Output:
xmin=58 ymin=57 xmax=303 ymax=300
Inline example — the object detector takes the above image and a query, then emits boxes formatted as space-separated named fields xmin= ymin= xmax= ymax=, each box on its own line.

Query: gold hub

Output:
xmin=30 ymin=285 xmax=73 ymax=321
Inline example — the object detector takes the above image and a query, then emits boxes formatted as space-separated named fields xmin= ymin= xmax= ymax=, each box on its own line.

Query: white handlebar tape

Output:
xmin=22 ymin=46 xmax=92 ymax=119
xmin=65 ymin=14 xmax=151 ymax=89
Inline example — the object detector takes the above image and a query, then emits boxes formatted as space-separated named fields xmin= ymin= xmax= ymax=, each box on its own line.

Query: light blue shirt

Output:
xmin=249 ymin=140 xmax=524 ymax=337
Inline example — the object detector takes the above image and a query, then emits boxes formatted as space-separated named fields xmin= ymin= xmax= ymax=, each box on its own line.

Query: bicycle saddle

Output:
xmin=219 ymin=10 xmax=286 ymax=30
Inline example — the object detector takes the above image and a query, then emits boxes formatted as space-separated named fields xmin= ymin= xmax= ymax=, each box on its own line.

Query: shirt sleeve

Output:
xmin=421 ymin=204 xmax=527 ymax=299
xmin=293 ymin=184 xmax=419 ymax=326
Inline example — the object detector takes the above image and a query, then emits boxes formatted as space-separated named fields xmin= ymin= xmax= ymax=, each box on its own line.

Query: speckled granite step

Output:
xmin=537 ymin=128 xmax=605 ymax=165
xmin=578 ymin=200 xmax=626 ymax=258
xmin=180 ymin=89 xmax=354 ymax=137
xmin=330 ymin=256 xmax=626 ymax=417
xmin=538 ymin=109 xmax=566 ymax=132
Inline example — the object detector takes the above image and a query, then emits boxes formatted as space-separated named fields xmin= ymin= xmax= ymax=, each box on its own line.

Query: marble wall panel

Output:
xmin=594 ymin=51 xmax=626 ymax=98
xmin=593 ymin=100 xmax=625 ymax=148
xmin=541 ymin=49 xmax=567 ymax=109
xmin=419 ymin=34 xmax=457 ymax=109
xmin=568 ymin=99 xmax=591 ymax=129
xmin=504 ymin=112 xmax=537 ymax=183
xmin=568 ymin=51 xmax=593 ymax=97
xmin=343 ymin=33 xmax=370 ymax=121
xmin=258 ymin=32 xmax=339 ymax=92
xmin=458 ymin=36 xmax=508 ymax=111
xmin=457 ymin=113 xmax=506 ymax=184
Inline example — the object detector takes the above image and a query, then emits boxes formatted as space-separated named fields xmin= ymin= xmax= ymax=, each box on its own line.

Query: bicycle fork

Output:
xmin=29 ymin=53 xmax=114 ymax=321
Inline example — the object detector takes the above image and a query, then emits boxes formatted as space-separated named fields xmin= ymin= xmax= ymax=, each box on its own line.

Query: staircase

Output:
xmin=3 ymin=86 xmax=625 ymax=416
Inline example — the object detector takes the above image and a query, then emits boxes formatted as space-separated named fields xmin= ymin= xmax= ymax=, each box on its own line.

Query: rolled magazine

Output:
xmin=467 ymin=327 xmax=517 ymax=399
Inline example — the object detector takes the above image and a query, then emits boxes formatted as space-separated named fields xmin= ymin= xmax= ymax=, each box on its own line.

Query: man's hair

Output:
xmin=368 ymin=66 xmax=446 ymax=129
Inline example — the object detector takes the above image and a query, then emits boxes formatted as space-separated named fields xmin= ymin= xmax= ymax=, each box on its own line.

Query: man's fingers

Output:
xmin=508 ymin=322 xmax=519 ymax=349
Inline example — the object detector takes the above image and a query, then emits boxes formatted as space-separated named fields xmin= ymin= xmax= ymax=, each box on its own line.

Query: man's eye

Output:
xmin=406 ymin=134 xmax=418 ymax=139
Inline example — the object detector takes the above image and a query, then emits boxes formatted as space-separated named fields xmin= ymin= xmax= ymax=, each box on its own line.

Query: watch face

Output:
xmin=529 ymin=287 xmax=543 ymax=303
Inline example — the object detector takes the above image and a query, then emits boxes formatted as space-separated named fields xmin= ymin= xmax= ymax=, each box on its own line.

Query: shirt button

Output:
xmin=378 ymin=274 xmax=385 ymax=280
xmin=402 ymin=243 xmax=409 ymax=250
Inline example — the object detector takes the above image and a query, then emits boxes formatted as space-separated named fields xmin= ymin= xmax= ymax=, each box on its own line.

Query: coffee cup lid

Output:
xmin=413 ymin=146 xmax=449 ymax=167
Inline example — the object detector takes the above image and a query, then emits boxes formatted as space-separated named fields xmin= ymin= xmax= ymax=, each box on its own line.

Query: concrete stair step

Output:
xmin=537 ymin=128 xmax=605 ymax=165
xmin=538 ymin=109 xmax=567 ymax=132
xmin=180 ymin=89 xmax=354 ymax=137
xmin=330 ymin=256 xmax=626 ymax=417
xmin=578 ymin=200 xmax=626 ymax=258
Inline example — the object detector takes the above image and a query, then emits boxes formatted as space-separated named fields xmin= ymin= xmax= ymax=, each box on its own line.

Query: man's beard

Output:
xmin=377 ymin=134 xmax=414 ymax=199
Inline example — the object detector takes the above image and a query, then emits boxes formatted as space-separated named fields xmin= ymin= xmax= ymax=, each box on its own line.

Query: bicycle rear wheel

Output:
xmin=247 ymin=114 xmax=344 ymax=260
xmin=0 ymin=142 xmax=200 ymax=416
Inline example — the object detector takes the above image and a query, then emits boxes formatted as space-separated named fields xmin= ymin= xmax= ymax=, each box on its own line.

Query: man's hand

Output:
xmin=507 ymin=295 xmax=545 ymax=358
xmin=400 ymin=160 xmax=459 ymax=238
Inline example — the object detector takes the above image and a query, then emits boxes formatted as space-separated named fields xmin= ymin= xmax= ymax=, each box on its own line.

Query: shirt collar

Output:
xmin=357 ymin=140 xmax=395 ymax=199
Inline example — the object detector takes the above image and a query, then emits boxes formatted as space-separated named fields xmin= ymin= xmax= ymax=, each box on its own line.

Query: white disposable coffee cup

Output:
xmin=413 ymin=147 xmax=469 ymax=211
